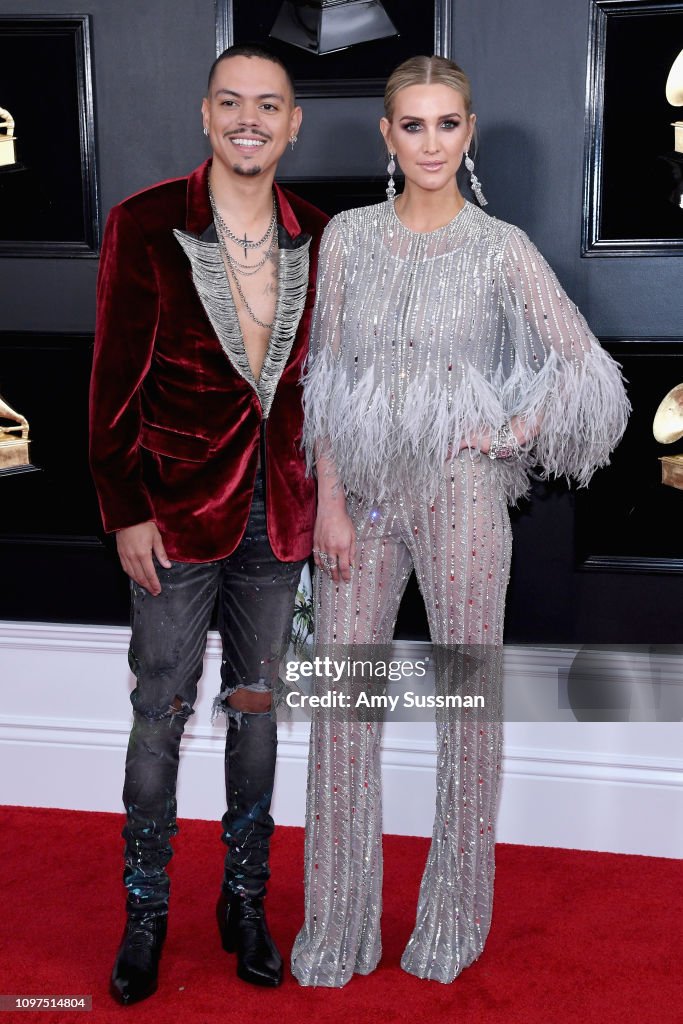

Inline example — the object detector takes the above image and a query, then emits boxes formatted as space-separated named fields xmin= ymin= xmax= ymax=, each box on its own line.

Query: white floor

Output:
xmin=1 ymin=622 xmax=681 ymax=858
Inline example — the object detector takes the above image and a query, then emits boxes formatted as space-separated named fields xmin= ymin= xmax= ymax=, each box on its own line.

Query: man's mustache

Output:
xmin=225 ymin=129 xmax=271 ymax=141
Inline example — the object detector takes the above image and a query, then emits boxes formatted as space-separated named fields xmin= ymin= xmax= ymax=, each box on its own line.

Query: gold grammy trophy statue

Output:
xmin=667 ymin=48 xmax=683 ymax=155
xmin=0 ymin=392 xmax=32 ymax=472
xmin=269 ymin=0 xmax=398 ymax=55
xmin=653 ymin=384 xmax=683 ymax=490
xmin=0 ymin=107 xmax=17 ymax=167
xmin=666 ymin=48 xmax=683 ymax=210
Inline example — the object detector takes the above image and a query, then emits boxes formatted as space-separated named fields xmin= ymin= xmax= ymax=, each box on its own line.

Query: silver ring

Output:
xmin=318 ymin=551 xmax=338 ymax=573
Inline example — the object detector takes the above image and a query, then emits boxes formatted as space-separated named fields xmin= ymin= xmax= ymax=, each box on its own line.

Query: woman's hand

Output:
xmin=312 ymin=445 xmax=356 ymax=584
xmin=446 ymin=430 xmax=492 ymax=459
xmin=456 ymin=429 xmax=492 ymax=456
xmin=450 ymin=418 xmax=535 ymax=459
xmin=313 ymin=504 xmax=357 ymax=585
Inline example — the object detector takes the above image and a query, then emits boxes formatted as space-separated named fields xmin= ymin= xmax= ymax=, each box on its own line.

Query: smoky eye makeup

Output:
xmin=398 ymin=116 xmax=463 ymax=132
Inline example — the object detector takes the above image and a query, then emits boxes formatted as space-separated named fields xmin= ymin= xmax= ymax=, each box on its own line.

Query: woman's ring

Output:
xmin=318 ymin=551 xmax=338 ymax=573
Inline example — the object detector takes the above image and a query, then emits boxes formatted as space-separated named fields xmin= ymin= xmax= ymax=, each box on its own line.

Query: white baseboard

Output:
xmin=1 ymin=622 xmax=682 ymax=858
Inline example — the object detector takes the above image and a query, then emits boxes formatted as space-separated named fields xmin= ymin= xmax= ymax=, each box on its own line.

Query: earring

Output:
xmin=290 ymin=134 xmax=298 ymax=150
xmin=386 ymin=152 xmax=396 ymax=201
xmin=203 ymin=126 xmax=208 ymax=137
xmin=464 ymin=150 xmax=488 ymax=207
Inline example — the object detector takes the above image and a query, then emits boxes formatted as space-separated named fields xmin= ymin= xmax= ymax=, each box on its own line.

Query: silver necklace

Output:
xmin=218 ymin=222 xmax=276 ymax=276
xmin=223 ymin=251 xmax=275 ymax=330
xmin=209 ymin=183 xmax=277 ymax=259
xmin=208 ymin=186 xmax=277 ymax=329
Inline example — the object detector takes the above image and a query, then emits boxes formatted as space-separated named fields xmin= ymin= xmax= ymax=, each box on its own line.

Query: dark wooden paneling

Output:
xmin=576 ymin=339 xmax=683 ymax=572
xmin=0 ymin=332 xmax=129 ymax=623
xmin=1 ymin=341 xmax=681 ymax=641
xmin=505 ymin=339 xmax=683 ymax=645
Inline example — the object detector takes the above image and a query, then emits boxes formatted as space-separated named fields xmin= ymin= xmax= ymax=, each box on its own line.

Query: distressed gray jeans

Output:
xmin=121 ymin=470 xmax=304 ymax=916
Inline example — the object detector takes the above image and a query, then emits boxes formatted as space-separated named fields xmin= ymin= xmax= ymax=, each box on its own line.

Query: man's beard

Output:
xmin=232 ymin=163 xmax=262 ymax=177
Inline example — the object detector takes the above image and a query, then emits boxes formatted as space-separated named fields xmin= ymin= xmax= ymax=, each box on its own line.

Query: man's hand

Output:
xmin=115 ymin=521 xmax=171 ymax=596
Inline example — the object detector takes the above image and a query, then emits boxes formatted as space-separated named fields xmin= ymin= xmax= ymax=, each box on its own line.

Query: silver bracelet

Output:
xmin=488 ymin=423 xmax=521 ymax=460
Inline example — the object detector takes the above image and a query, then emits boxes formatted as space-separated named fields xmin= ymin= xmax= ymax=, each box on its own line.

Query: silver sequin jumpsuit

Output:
xmin=290 ymin=200 xmax=629 ymax=986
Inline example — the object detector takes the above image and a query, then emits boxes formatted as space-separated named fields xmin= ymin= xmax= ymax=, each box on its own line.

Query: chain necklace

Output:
xmin=208 ymin=182 xmax=277 ymax=259
xmin=210 ymin=184 xmax=280 ymax=327
xmin=223 ymin=251 xmax=275 ymax=330
xmin=219 ymin=222 xmax=276 ymax=276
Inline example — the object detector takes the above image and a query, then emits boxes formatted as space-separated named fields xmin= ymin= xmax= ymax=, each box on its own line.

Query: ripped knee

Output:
xmin=227 ymin=689 xmax=272 ymax=713
xmin=131 ymin=692 xmax=194 ymax=723
xmin=212 ymin=680 xmax=273 ymax=722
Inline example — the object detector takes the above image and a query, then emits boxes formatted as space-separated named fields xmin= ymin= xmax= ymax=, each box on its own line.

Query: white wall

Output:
xmin=1 ymin=622 xmax=681 ymax=858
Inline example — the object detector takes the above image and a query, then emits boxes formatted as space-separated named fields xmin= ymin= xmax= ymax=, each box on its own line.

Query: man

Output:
xmin=89 ymin=45 xmax=328 ymax=1004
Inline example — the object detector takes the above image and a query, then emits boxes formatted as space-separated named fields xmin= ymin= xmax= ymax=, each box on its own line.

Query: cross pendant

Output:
xmin=243 ymin=233 xmax=248 ymax=260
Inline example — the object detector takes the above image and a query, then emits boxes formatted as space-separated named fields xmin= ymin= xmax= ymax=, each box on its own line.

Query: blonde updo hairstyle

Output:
xmin=383 ymin=55 xmax=473 ymax=122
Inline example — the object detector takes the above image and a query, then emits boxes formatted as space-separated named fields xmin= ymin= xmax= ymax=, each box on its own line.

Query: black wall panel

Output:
xmin=0 ymin=0 xmax=681 ymax=642
xmin=0 ymin=333 xmax=129 ymax=623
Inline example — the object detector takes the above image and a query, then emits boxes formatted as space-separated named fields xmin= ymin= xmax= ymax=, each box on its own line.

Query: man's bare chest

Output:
xmin=221 ymin=248 xmax=278 ymax=381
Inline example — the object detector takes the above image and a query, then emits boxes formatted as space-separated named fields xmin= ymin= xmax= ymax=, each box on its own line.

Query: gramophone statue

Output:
xmin=667 ymin=48 xmax=683 ymax=152
xmin=0 ymin=391 xmax=33 ymax=473
xmin=0 ymin=107 xmax=17 ymax=168
xmin=665 ymin=48 xmax=683 ymax=209
xmin=269 ymin=0 xmax=398 ymax=55
xmin=653 ymin=383 xmax=683 ymax=489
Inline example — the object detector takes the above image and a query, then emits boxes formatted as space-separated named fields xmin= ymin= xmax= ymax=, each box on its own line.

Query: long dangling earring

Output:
xmin=290 ymin=134 xmax=298 ymax=150
xmin=386 ymin=152 xmax=396 ymax=201
xmin=464 ymin=150 xmax=488 ymax=207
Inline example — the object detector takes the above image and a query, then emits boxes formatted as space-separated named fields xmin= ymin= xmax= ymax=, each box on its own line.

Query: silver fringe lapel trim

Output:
xmin=174 ymin=230 xmax=310 ymax=415
xmin=174 ymin=229 xmax=258 ymax=397
xmin=258 ymin=240 xmax=310 ymax=418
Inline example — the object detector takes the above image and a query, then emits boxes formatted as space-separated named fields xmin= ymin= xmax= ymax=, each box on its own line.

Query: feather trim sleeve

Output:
xmin=501 ymin=227 xmax=630 ymax=488
xmin=301 ymin=216 xmax=348 ymax=475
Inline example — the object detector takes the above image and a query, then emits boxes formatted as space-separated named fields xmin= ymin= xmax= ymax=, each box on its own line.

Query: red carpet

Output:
xmin=1 ymin=806 xmax=682 ymax=1023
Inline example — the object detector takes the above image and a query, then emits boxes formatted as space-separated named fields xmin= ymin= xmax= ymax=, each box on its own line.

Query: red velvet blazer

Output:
xmin=89 ymin=159 xmax=328 ymax=562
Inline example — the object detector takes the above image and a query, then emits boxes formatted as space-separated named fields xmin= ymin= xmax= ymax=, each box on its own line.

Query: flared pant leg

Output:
xmin=291 ymin=495 xmax=414 ymax=987
xmin=401 ymin=456 xmax=512 ymax=982
xmin=292 ymin=455 xmax=511 ymax=987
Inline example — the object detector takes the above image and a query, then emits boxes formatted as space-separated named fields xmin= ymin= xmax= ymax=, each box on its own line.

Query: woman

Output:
xmin=291 ymin=56 xmax=629 ymax=986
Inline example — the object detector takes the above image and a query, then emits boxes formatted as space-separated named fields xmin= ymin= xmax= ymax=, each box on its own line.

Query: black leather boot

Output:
xmin=110 ymin=914 xmax=167 ymax=1005
xmin=219 ymin=712 xmax=282 ymax=986
xmin=217 ymin=891 xmax=283 ymax=987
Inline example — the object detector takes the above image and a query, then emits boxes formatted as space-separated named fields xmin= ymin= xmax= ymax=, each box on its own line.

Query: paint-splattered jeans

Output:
xmin=121 ymin=470 xmax=304 ymax=917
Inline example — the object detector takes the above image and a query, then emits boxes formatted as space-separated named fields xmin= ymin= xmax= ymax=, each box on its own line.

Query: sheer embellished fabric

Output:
xmin=302 ymin=200 xmax=630 ymax=504
xmin=291 ymin=200 xmax=629 ymax=987
xmin=291 ymin=459 xmax=510 ymax=986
